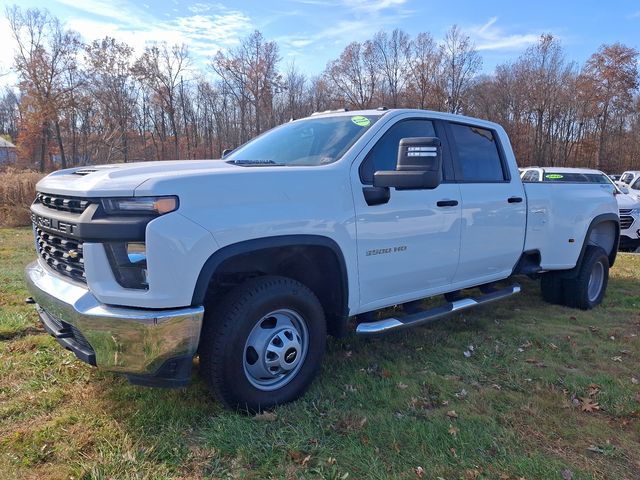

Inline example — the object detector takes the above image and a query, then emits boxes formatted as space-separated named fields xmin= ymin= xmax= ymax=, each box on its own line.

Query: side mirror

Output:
xmin=619 ymin=185 xmax=630 ymax=194
xmin=221 ymin=148 xmax=234 ymax=159
xmin=373 ymin=137 xmax=443 ymax=190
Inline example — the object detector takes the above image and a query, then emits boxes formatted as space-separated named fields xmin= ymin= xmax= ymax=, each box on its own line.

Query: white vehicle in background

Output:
xmin=627 ymin=176 xmax=640 ymax=201
xmin=520 ymin=167 xmax=640 ymax=251
xmin=620 ymin=170 xmax=640 ymax=187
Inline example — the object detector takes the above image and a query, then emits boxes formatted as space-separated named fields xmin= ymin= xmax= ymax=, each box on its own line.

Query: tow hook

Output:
xmin=25 ymin=297 xmax=35 ymax=304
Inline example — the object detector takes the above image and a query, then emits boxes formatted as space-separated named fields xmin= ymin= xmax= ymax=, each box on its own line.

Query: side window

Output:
xmin=522 ymin=171 xmax=536 ymax=183
xmin=449 ymin=123 xmax=507 ymax=182
xmin=632 ymin=178 xmax=640 ymax=190
xmin=359 ymin=119 xmax=437 ymax=184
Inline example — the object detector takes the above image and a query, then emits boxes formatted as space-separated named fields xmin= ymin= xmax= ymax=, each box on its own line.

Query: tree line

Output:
xmin=1 ymin=5 xmax=639 ymax=173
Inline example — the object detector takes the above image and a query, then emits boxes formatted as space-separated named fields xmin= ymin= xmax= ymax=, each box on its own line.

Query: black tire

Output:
xmin=563 ymin=246 xmax=609 ymax=310
xmin=199 ymin=275 xmax=326 ymax=412
xmin=540 ymin=272 xmax=565 ymax=305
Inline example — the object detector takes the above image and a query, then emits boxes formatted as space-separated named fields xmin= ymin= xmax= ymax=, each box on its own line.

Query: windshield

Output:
xmin=226 ymin=115 xmax=380 ymax=166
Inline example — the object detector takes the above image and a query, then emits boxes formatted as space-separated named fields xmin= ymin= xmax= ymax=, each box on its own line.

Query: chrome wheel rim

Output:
xmin=587 ymin=261 xmax=604 ymax=302
xmin=243 ymin=309 xmax=309 ymax=391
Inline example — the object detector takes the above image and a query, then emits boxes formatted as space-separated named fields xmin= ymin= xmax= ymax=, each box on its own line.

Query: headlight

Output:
xmin=630 ymin=208 xmax=640 ymax=215
xmin=102 ymin=196 xmax=178 ymax=215
xmin=105 ymin=242 xmax=148 ymax=289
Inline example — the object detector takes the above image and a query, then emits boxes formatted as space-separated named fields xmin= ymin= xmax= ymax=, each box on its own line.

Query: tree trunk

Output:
xmin=54 ymin=120 xmax=67 ymax=169
xmin=40 ymin=123 xmax=47 ymax=172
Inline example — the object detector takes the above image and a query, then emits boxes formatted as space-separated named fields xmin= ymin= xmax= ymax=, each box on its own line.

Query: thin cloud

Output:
xmin=288 ymin=0 xmax=406 ymax=10
xmin=470 ymin=17 xmax=541 ymax=51
xmin=61 ymin=0 xmax=253 ymax=64
xmin=54 ymin=0 xmax=146 ymax=25
xmin=342 ymin=0 xmax=407 ymax=13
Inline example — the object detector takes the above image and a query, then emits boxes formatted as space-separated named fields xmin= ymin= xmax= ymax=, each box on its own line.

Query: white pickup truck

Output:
xmin=26 ymin=109 xmax=620 ymax=411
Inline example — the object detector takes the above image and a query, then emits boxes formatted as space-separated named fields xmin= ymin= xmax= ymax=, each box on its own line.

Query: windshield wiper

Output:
xmin=228 ymin=159 xmax=286 ymax=167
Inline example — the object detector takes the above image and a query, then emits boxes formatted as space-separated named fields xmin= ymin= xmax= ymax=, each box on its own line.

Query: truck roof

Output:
xmin=307 ymin=108 xmax=505 ymax=131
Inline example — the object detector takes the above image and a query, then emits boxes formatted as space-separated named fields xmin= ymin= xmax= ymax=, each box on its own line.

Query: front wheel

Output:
xmin=199 ymin=276 xmax=326 ymax=412
xmin=563 ymin=246 xmax=609 ymax=310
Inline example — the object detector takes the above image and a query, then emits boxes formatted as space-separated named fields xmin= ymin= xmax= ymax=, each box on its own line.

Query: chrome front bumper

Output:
xmin=25 ymin=260 xmax=204 ymax=380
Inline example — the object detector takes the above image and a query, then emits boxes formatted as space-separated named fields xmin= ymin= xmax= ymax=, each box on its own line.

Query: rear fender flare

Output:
xmin=563 ymin=213 xmax=619 ymax=278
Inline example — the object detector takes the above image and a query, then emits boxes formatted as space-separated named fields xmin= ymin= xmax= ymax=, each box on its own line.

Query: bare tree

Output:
xmin=581 ymin=43 xmax=639 ymax=168
xmin=85 ymin=37 xmax=137 ymax=163
xmin=281 ymin=61 xmax=309 ymax=121
xmin=440 ymin=25 xmax=482 ymax=114
xmin=325 ymin=41 xmax=379 ymax=109
xmin=211 ymin=31 xmax=281 ymax=140
xmin=406 ymin=32 xmax=444 ymax=110
xmin=133 ymin=42 xmax=190 ymax=159
xmin=7 ymin=6 xmax=81 ymax=170
xmin=0 ymin=88 xmax=20 ymax=141
xmin=372 ymin=29 xmax=410 ymax=107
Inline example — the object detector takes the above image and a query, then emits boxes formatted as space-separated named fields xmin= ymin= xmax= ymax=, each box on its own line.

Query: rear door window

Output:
xmin=448 ymin=123 xmax=507 ymax=182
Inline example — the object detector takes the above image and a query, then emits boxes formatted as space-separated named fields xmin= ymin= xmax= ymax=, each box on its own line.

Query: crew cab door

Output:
xmin=444 ymin=122 xmax=527 ymax=283
xmin=351 ymin=117 xmax=462 ymax=311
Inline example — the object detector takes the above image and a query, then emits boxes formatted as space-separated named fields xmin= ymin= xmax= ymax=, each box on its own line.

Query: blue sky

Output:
xmin=1 ymin=0 xmax=639 ymax=83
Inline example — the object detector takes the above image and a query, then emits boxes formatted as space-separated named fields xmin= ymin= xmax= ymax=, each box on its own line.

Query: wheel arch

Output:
xmin=192 ymin=235 xmax=350 ymax=337
xmin=578 ymin=213 xmax=619 ymax=268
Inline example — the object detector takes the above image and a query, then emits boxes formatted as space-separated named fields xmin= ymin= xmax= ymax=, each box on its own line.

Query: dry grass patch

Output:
xmin=0 ymin=167 xmax=42 ymax=227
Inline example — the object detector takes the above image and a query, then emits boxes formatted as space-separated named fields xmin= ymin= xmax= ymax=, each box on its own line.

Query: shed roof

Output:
xmin=0 ymin=137 xmax=16 ymax=148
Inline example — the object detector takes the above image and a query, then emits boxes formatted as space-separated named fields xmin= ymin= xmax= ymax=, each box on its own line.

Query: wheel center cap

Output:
xmin=284 ymin=347 xmax=297 ymax=364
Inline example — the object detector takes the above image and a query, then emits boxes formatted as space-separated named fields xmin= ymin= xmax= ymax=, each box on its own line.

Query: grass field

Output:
xmin=1 ymin=227 xmax=639 ymax=480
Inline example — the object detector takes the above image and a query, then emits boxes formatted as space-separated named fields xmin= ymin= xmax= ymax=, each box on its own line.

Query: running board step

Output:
xmin=356 ymin=283 xmax=521 ymax=336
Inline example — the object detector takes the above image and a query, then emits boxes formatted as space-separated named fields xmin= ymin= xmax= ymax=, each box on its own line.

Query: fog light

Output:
xmin=127 ymin=242 xmax=146 ymax=263
xmin=105 ymin=242 xmax=148 ymax=289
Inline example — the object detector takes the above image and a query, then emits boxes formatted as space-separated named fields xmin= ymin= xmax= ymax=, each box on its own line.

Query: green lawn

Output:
xmin=1 ymin=227 xmax=639 ymax=480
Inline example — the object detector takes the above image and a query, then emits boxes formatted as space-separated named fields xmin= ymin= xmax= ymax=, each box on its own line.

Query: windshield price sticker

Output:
xmin=351 ymin=115 xmax=371 ymax=127
xmin=545 ymin=174 xmax=564 ymax=179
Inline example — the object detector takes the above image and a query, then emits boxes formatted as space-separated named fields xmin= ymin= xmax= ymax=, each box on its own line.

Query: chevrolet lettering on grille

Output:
xmin=31 ymin=213 xmax=78 ymax=235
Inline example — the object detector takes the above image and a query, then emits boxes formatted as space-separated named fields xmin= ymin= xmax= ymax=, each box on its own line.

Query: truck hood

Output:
xmin=616 ymin=192 xmax=640 ymax=210
xmin=36 ymin=160 xmax=239 ymax=197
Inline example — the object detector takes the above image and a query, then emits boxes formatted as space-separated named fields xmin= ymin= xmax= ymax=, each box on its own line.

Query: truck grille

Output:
xmin=36 ymin=192 xmax=92 ymax=214
xmin=620 ymin=216 xmax=634 ymax=229
xmin=619 ymin=209 xmax=634 ymax=230
xmin=35 ymin=228 xmax=86 ymax=283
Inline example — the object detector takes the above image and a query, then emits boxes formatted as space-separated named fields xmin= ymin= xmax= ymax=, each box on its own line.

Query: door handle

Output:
xmin=436 ymin=200 xmax=459 ymax=207
xmin=508 ymin=196 xmax=523 ymax=203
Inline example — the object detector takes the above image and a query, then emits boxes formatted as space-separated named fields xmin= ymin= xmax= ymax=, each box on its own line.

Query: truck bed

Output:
xmin=524 ymin=183 xmax=618 ymax=270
